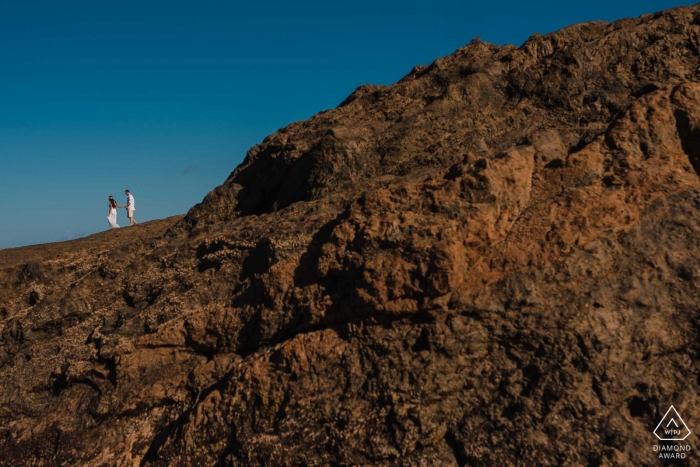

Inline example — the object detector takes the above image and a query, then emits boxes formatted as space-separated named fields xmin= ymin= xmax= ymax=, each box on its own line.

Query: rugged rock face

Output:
xmin=2 ymin=5 xmax=700 ymax=466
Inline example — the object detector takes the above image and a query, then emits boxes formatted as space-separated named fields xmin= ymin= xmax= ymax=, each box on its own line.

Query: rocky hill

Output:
xmin=2 ymin=4 xmax=700 ymax=466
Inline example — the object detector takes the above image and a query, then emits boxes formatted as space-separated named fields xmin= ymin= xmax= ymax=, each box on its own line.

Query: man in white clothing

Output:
xmin=125 ymin=190 xmax=137 ymax=226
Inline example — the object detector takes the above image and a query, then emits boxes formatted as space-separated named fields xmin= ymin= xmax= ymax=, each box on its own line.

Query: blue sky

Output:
xmin=0 ymin=0 xmax=692 ymax=248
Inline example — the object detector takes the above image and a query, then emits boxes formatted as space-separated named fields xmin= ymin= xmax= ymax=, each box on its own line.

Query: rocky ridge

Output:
xmin=2 ymin=4 xmax=700 ymax=466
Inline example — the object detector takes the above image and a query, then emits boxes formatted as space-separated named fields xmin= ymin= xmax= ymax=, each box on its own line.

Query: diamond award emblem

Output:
xmin=653 ymin=406 xmax=691 ymax=441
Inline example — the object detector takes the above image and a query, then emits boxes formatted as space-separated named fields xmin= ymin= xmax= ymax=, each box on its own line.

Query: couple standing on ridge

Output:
xmin=107 ymin=190 xmax=137 ymax=229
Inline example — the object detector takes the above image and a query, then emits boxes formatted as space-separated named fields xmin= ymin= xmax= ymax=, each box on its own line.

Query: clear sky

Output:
xmin=0 ymin=0 xmax=692 ymax=248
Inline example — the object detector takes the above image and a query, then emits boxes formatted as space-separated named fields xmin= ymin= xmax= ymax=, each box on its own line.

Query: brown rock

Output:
xmin=3 ymin=5 xmax=700 ymax=466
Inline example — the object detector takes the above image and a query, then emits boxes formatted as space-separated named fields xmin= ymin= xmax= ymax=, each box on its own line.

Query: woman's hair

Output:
xmin=109 ymin=198 xmax=117 ymax=208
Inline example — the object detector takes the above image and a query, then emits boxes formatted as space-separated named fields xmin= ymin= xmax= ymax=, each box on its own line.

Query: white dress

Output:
xmin=108 ymin=206 xmax=120 ymax=229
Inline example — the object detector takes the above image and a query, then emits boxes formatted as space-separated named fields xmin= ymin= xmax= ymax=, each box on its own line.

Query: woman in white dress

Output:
xmin=107 ymin=196 xmax=120 ymax=229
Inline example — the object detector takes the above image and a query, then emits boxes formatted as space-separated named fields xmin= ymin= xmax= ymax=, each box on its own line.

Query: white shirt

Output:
xmin=126 ymin=194 xmax=135 ymax=210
